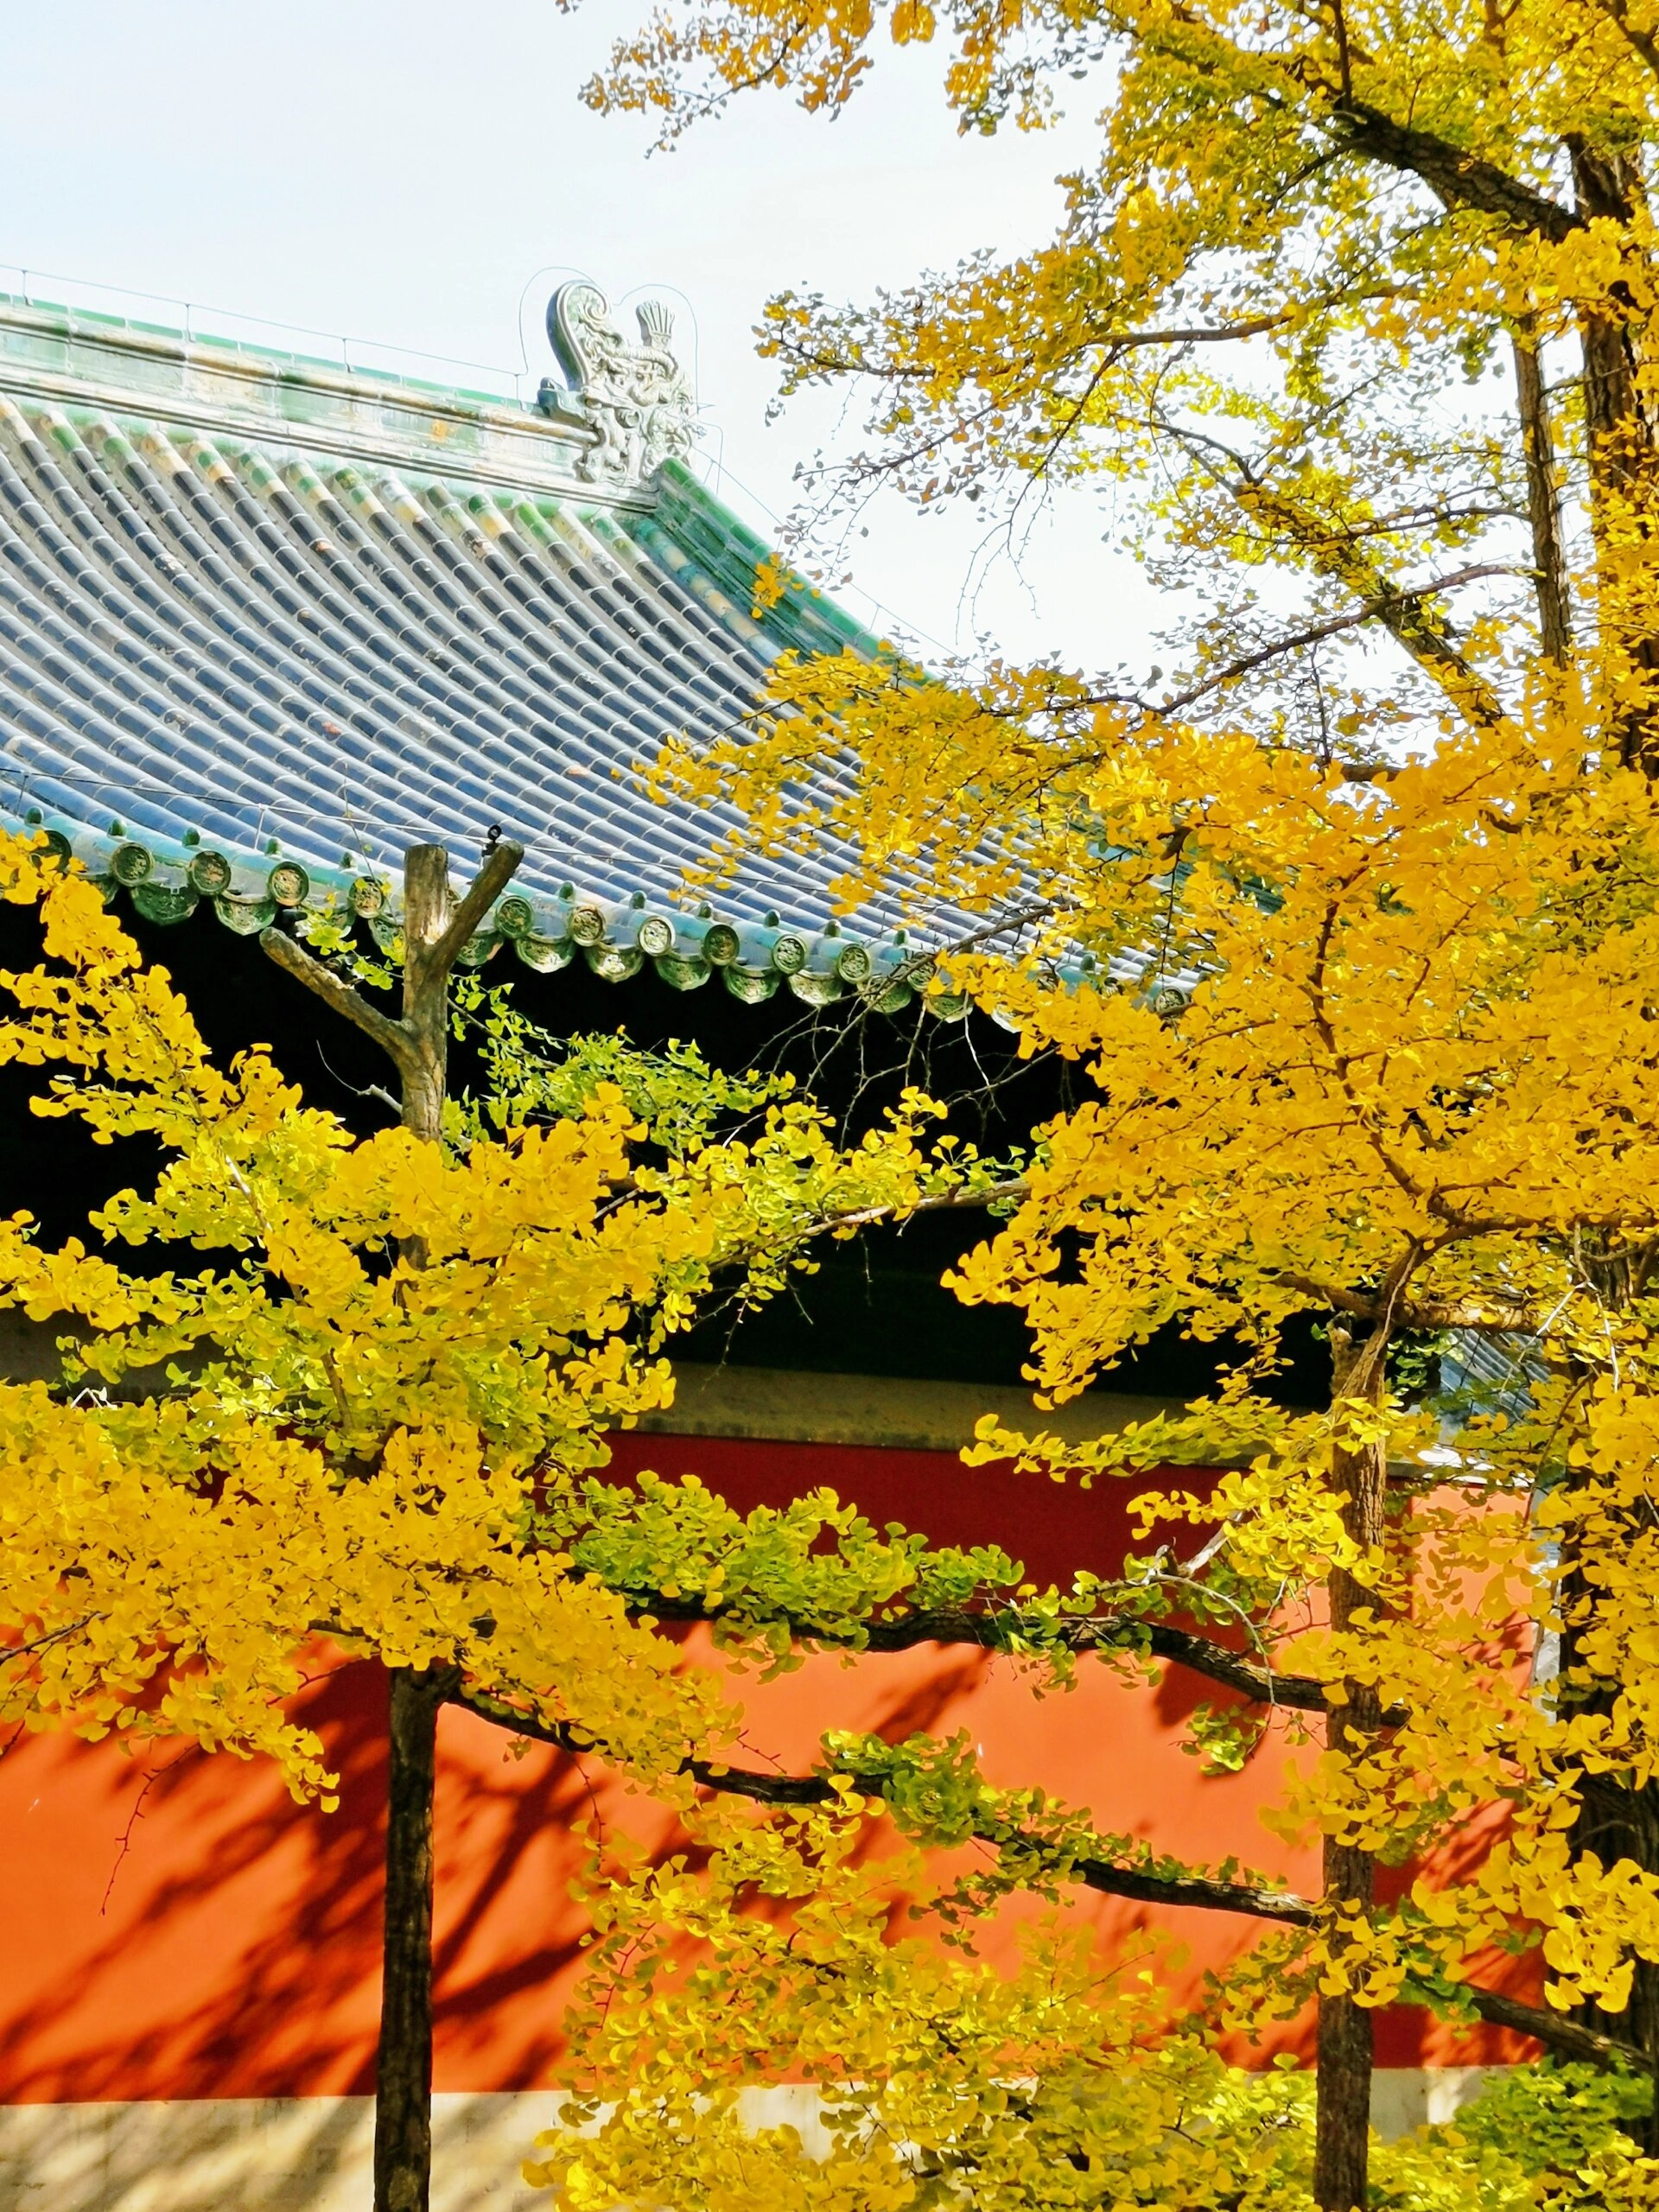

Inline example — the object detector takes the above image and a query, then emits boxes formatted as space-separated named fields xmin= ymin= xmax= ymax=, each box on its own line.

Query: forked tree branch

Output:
xmin=1325 ymin=100 xmax=1581 ymax=241
xmin=260 ymin=928 xmax=416 ymax=1077
xmin=259 ymin=838 xmax=527 ymax=1092
xmin=428 ymin=839 xmax=527 ymax=978
xmin=1086 ymin=565 xmax=1522 ymax=720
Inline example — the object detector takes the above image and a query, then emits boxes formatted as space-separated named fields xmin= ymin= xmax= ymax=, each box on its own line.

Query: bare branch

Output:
xmin=0 ymin=1617 xmax=97 ymax=1669
xmin=429 ymin=839 xmax=527 ymax=980
xmin=819 ymin=1174 xmax=1030 ymax=1233
xmin=1097 ymin=315 xmax=1291 ymax=351
xmin=446 ymin=1692 xmax=1644 ymax=2069
xmin=916 ymin=901 xmax=1069 ymax=966
xmin=260 ymin=927 xmax=414 ymax=1075
xmin=445 ymin=1687 xmax=1316 ymax=1923
xmin=1094 ymin=565 xmax=1522 ymax=719
xmin=1145 ymin=426 xmax=1511 ymax=728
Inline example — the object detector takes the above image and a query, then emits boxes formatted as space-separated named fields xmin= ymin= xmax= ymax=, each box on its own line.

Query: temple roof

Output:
xmin=0 ymin=282 xmax=963 ymax=1014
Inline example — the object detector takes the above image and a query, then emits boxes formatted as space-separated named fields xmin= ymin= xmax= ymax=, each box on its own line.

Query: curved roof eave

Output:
xmin=0 ymin=285 xmax=992 ymax=1020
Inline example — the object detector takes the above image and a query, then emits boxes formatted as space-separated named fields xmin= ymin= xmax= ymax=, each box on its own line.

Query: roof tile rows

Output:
xmin=0 ymin=291 xmax=976 ymax=1014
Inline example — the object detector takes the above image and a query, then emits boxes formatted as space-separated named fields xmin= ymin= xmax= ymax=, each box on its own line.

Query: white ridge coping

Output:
xmin=0 ymin=1320 xmax=1280 ymax=1458
xmin=636 ymin=1362 xmax=1281 ymax=1456
xmin=0 ymin=297 xmax=620 ymax=507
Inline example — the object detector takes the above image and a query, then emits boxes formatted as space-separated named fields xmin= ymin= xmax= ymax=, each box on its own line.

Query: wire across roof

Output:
xmin=0 ymin=288 xmax=978 ymax=1015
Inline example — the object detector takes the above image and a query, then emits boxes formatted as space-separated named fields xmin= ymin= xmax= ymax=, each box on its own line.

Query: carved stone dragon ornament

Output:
xmin=540 ymin=282 xmax=698 ymax=489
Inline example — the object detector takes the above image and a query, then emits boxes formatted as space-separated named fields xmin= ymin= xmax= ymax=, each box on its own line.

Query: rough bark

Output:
xmin=1562 ymin=1614 xmax=1659 ymax=2141
xmin=397 ymin=842 xmax=454 ymax=1150
xmin=373 ymin=1665 xmax=453 ymax=2212
xmin=1625 ymin=1914 xmax=1659 ymax=2154
xmin=1558 ymin=1681 xmax=1659 ymax=2143
xmin=1567 ymin=143 xmax=1659 ymax=768
xmin=1315 ymin=1831 xmax=1376 ymax=2212
xmin=1327 ymin=99 xmax=1580 ymax=241
xmin=1313 ymin=1327 xmax=1389 ymax=2212
xmin=1510 ymin=321 xmax=1573 ymax=666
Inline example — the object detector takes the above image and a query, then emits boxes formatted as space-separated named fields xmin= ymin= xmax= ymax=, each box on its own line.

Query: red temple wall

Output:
xmin=0 ymin=1428 xmax=1531 ymax=2105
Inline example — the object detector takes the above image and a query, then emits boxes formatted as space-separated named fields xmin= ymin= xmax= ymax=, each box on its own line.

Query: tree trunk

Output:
xmin=1510 ymin=321 xmax=1573 ymax=667
xmin=1626 ymin=1942 xmax=1659 ymax=2153
xmin=1567 ymin=142 xmax=1659 ymax=767
xmin=371 ymin=845 xmax=458 ymax=2212
xmin=398 ymin=842 xmax=453 ymax=1152
xmin=1569 ymin=141 xmax=1648 ymax=500
xmin=1554 ymin=144 xmax=1659 ymax=2122
xmin=1315 ymin=1833 xmax=1376 ymax=2212
xmin=373 ymin=1666 xmax=451 ymax=2212
xmin=1563 ymin=1617 xmax=1659 ymax=2139
xmin=1313 ymin=1329 xmax=1389 ymax=2212
xmin=263 ymin=836 xmax=524 ymax=2212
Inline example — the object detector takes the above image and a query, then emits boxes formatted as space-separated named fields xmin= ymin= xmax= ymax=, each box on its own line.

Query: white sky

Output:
xmin=1 ymin=0 xmax=1157 ymax=670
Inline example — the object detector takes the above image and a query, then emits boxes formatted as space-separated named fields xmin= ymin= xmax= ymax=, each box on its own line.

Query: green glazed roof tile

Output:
xmin=0 ymin=288 xmax=999 ymax=1010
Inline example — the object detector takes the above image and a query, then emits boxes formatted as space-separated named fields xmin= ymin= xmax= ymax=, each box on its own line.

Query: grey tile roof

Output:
xmin=0 ymin=289 xmax=981 ymax=1014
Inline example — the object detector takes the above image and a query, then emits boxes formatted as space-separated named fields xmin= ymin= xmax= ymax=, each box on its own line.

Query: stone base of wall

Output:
xmin=0 ymin=2095 xmax=561 ymax=2212
xmin=1368 ymin=2065 xmax=1493 ymax=2139
xmin=0 ymin=2075 xmax=1494 ymax=2211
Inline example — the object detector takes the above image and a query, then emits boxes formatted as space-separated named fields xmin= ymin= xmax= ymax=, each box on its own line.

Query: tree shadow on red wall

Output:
xmin=0 ymin=1639 xmax=1008 ymax=2111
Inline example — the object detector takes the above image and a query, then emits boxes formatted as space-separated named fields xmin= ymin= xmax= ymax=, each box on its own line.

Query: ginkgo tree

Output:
xmin=0 ymin=827 xmax=1033 ymax=2212
xmin=5 ymin=819 xmax=1458 ymax=2212
xmin=483 ymin=709 xmax=1659 ymax=2212
xmin=14 ymin=804 xmax=1659 ymax=2212
xmin=541 ymin=0 xmax=1659 ymax=2201
xmin=581 ymin=0 xmax=1632 ymax=743
xmin=8 ymin=810 xmax=1636 ymax=2212
xmin=513 ymin=734 xmax=1659 ymax=2208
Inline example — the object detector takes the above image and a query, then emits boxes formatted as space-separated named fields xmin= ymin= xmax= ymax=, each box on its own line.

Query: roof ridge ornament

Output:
xmin=541 ymin=281 xmax=697 ymax=489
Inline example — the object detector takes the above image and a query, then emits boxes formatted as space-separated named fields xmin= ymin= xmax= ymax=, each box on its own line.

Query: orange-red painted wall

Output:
xmin=0 ymin=1431 xmax=1530 ymax=2103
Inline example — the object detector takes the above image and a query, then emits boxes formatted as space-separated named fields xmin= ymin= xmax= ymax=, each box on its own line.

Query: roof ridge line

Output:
xmin=0 ymin=296 xmax=651 ymax=509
